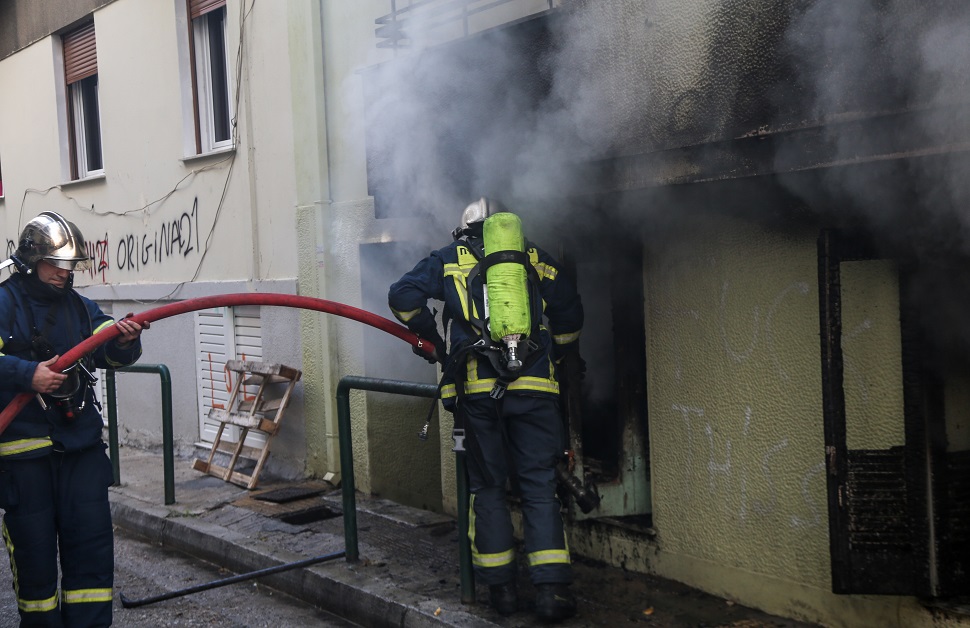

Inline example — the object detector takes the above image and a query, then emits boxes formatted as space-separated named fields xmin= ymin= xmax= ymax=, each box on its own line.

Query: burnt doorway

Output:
xmin=816 ymin=228 xmax=961 ymax=597
xmin=560 ymin=235 xmax=650 ymax=520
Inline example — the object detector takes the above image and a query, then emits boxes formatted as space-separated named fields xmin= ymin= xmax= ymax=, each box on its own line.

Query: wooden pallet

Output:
xmin=193 ymin=360 xmax=302 ymax=489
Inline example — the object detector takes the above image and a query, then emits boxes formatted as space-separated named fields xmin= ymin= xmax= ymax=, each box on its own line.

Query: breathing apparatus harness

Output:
xmin=418 ymin=231 xmax=544 ymax=455
xmin=1 ymin=277 xmax=99 ymax=422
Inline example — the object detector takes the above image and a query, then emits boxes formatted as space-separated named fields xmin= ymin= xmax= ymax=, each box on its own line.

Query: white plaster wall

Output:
xmin=0 ymin=0 xmax=308 ymax=477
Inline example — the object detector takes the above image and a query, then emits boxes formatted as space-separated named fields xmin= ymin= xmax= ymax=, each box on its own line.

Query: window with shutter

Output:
xmin=817 ymin=229 xmax=943 ymax=596
xmin=187 ymin=0 xmax=232 ymax=153
xmin=194 ymin=305 xmax=266 ymax=448
xmin=62 ymin=21 xmax=103 ymax=179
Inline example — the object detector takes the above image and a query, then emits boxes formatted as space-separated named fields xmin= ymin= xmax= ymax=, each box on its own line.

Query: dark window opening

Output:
xmin=76 ymin=75 xmax=103 ymax=172
xmin=564 ymin=237 xmax=649 ymax=484
xmin=206 ymin=7 xmax=230 ymax=143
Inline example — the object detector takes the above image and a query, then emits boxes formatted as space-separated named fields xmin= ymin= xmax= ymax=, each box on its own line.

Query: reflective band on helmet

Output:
xmin=527 ymin=548 xmax=571 ymax=567
xmin=63 ymin=588 xmax=113 ymax=604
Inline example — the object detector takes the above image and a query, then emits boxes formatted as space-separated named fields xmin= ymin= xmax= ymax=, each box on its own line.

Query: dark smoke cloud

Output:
xmin=780 ymin=0 xmax=970 ymax=252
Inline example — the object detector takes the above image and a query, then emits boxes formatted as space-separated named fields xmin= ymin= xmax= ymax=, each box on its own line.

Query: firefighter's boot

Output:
xmin=535 ymin=583 xmax=576 ymax=622
xmin=489 ymin=582 xmax=518 ymax=616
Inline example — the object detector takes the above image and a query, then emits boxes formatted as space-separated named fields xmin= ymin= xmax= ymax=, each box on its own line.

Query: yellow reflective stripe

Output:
xmin=469 ymin=494 xmax=515 ymax=568
xmin=391 ymin=307 xmax=421 ymax=323
xmin=456 ymin=246 xmax=478 ymax=267
xmin=441 ymin=384 xmax=457 ymax=399
xmin=553 ymin=331 xmax=581 ymax=345
xmin=473 ymin=547 xmax=516 ymax=568
xmin=448 ymin=274 xmax=471 ymax=322
xmin=466 ymin=355 xmax=478 ymax=382
xmin=63 ymin=588 xmax=113 ymax=604
xmin=0 ymin=438 xmax=53 ymax=457
xmin=3 ymin=520 xmax=20 ymax=601
xmin=534 ymin=262 xmax=557 ymax=281
xmin=463 ymin=377 xmax=559 ymax=395
xmin=93 ymin=320 xmax=115 ymax=335
xmin=468 ymin=493 xmax=478 ymax=558
xmin=19 ymin=592 xmax=59 ymax=613
xmin=527 ymin=548 xmax=571 ymax=567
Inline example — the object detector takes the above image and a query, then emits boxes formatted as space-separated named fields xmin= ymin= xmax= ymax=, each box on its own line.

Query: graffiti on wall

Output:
xmin=84 ymin=233 xmax=110 ymax=282
xmin=3 ymin=199 xmax=204 ymax=283
xmin=116 ymin=199 xmax=201 ymax=272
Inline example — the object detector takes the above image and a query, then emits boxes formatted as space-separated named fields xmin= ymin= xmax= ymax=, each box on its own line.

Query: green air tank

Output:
xmin=483 ymin=212 xmax=531 ymax=369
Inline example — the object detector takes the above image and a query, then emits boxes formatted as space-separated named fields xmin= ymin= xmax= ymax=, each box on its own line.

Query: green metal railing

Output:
xmin=336 ymin=375 xmax=475 ymax=603
xmin=105 ymin=364 xmax=175 ymax=505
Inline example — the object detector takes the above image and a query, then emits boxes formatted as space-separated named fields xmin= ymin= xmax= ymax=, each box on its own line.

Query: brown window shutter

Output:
xmin=63 ymin=22 xmax=97 ymax=85
xmin=189 ymin=0 xmax=226 ymax=20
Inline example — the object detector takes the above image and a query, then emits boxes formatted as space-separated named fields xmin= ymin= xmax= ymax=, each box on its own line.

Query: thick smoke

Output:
xmin=780 ymin=0 xmax=970 ymax=358
xmin=780 ymin=0 xmax=970 ymax=252
xmin=352 ymin=0 xmax=970 ymax=366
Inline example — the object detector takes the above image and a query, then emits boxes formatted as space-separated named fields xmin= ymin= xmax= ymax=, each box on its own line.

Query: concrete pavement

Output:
xmin=108 ymin=446 xmax=818 ymax=627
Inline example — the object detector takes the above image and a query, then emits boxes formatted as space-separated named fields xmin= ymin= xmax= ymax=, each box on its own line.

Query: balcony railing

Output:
xmin=376 ymin=0 xmax=556 ymax=50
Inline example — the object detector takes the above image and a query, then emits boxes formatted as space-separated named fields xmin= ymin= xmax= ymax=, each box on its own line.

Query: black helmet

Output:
xmin=14 ymin=211 xmax=92 ymax=274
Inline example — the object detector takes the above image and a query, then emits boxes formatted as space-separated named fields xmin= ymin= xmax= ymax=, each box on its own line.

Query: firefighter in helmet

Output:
xmin=0 ymin=211 xmax=149 ymax=626
xmin=389 ymin=198 xmax=584 ymax=621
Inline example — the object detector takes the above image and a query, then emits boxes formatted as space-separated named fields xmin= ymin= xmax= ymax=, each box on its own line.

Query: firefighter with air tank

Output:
xmin=389 ymin=198 xmax=584 ymax=622
xmin=0 ymin=212 xmax=149 ymax=626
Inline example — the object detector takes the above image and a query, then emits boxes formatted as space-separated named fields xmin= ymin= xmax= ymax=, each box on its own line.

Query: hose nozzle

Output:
xmin=556 ymin=462 xmax=601 ymax=514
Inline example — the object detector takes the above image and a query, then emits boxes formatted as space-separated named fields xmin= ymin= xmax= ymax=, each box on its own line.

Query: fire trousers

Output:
xmin=461 ymin=395 xmax=572 ymax=586
xmin=0 ymin=445 xmax=114 ymax=627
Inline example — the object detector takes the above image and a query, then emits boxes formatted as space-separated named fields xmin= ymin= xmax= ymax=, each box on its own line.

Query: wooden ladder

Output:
xmin=193 ymin=360 xmax=302 ymax=489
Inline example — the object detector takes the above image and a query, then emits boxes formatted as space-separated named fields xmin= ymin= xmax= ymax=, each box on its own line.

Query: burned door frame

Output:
xmin=817 ymin=228 xmax=943 ymax=596
xmin=559 ymin=236 xmax=651 ymax=521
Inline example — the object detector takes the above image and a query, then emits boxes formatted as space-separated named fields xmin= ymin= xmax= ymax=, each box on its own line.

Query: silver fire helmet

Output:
xmin=15 ymin=211 xmax=92 ymax=272
xmin=452 ymin=197 xmax=509 ymax=240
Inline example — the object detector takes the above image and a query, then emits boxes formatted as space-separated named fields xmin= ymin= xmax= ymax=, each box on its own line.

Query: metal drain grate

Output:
xmin=279 ymin=505 xmax=342 ymax=525
xmin=253 ymin=486 xmax=326 ymax=504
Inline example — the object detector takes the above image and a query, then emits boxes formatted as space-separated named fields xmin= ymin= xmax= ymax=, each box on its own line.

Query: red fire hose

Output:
xmin=0 ymin=293 xmax=435 ymax=435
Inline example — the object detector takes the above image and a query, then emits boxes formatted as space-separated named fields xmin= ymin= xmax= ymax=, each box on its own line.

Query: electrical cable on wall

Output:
xmin=11 ymin=0 xmax=260 ymax=304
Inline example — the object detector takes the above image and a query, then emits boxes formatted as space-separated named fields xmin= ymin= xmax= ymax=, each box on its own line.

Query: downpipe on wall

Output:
xmin=0 ymin=293 xmax=437 ymax=434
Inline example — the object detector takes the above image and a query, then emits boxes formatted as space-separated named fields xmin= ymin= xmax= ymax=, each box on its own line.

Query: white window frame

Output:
xmin=70 ymin=75 xmax=104 ymax=178
xmin=192 ymin=6 xmax=233 ymax=152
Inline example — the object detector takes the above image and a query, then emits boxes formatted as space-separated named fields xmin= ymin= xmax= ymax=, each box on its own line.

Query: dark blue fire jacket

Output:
xmin=0 ymin=272 xmax=142 ymax=458
xmin=388 ymin=237 xmax=583 ymax=407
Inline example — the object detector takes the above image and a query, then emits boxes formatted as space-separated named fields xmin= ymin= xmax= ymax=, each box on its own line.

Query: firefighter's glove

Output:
xmin=413 ymin=339 xmax=447 ymax=365
xmin=569 ymin=353 xmax=588 ymax=380
xmin=555 ymin=343 xmax=586 ymax=380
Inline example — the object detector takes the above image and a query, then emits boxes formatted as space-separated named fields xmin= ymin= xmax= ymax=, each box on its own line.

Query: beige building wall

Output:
xmin=0 ymin=0 xmax=308 ymax=478
xmin=639 ymin=212 xmax=962 ymax=627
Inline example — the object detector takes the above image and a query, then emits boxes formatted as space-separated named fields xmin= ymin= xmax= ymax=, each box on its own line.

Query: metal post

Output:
xmin=106 ymin=364 xmax=176 ymax=505
xmin=105 ymin=370 xmax=121 ymax=485
xmin=335 ymin=377 xmax=449 ymax=569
